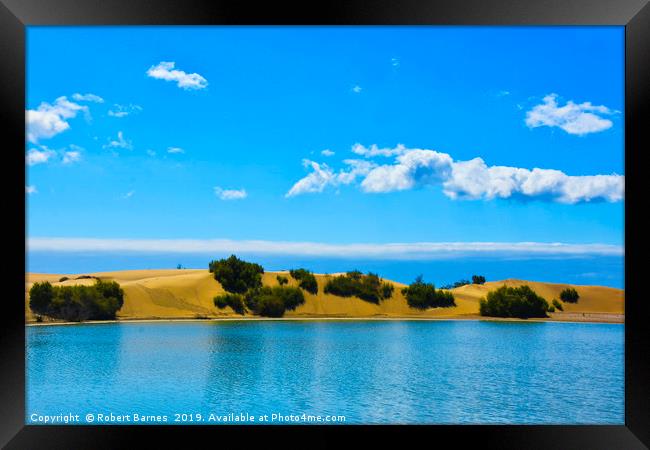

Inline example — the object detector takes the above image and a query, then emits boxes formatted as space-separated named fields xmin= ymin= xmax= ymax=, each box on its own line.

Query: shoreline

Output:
xmin=26 ymin=313 xmax=624 ymax=327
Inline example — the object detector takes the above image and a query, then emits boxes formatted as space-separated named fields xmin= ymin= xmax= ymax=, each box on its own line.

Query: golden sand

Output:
xmin=25 ymin=270 xmax=624 ymax=324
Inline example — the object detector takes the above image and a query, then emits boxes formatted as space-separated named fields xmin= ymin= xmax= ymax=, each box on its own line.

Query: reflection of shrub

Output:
xmin=479 ymin=285 xmax=549 ymax=319
xmin=28 ymin=279 xmax=124 ymax=322
xmin=209 ymin=255 xmax=264 ymax=294
xmin=289 ymin=269 xmax=318 ymax=294
xmin=214 ymin=293 xmax=245 ymax=315
xmin=324 ymin=271 xmax=394 ymax=304
xmin=276 ymin=275 xmax=289 ymax=286
xmin=401 ymin=276 xmax=455 ymax=309
xmin=244 ymin=286 xmax=305 ymax=317
xmin=552 ymin=299 xmax=564 ymax=311
xmin=560 ymin=288 xmax=579 ymax=303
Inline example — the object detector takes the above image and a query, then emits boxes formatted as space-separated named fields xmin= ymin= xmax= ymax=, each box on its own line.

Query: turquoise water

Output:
xmin=26 ymin=320 xmax=624 ymax=425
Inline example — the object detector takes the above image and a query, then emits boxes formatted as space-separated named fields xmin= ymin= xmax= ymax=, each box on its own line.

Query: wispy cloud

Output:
xmin=122 ymin=190 xmax=135 ymax=199
xmin=72 ymin=93 xmax=104 ymax=103
xmin=26 ymin=96 xmax=88 ymax=143
xmin=167 ymin=147 xmax=185 ymax=154
xmin=62 ymin=150 xmax=82 ymax=164
xmin=146 ymin=149 xmax=156 ymax=157
xmin=103 ymin=131 xmax=133 ymax=150
xmin=27 ymin=237 xmax=623 ymax=259
xmin=391 ymin=57 xmax=400 ymax=68
xmin=352 ymin=85 xmax=362 ymax=94
xmin=108 ymin=104 xmax=142 ymax=118
xmin=525 ymin=93 xmax=616 ymax=136
xmin=25 ymin=185 xmax=37 ymax=195
xmin=321 ymin=149 xmax=335 ymax=157
xmin=286 ymin=144 xmax=624 ymax=204
xmin=146 ymin=61 xmax=208 ymax=90
xmin=214 ymin=187 xmax=247 ymax=200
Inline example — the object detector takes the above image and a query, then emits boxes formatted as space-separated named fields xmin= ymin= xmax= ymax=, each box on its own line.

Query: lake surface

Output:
xmin=26 ymin=320 xmax=624 ymax=425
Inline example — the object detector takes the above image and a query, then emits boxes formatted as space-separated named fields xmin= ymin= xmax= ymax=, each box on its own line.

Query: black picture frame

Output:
xmin=2 ymin=0 xmax=648 ymax=448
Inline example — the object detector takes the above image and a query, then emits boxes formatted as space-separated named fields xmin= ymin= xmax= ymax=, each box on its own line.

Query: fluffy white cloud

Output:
xmin=26 ymin=147 xmax=56 ymax=166
xmin=167 ymin=147 xmax=185 ymax=154
xmin=28 ymin=237 xmax=623 ymax=259
xmin=108 ymin=104 xmax=142 ymax=118
xmin=285 ymin=159 xmax=376 ymax=197
xmin=214 ymin=187 xmax=247 ymax=200
xmin=286 ymin=144 xmax=624 ymax=204
xmin=103 ymin=131 xmax=132 ymax=150
xmin=72 ymin=93 xmax=104 ymax=103
xmin=443 ymin=158 xmax=623 ymax=203
xmin=525 ymin=93 xmax=615 ymax=135
xmin=321 ymin=149 xmax=335 ymax=157
xmin=146 ymin=61 xmax=208 ymax=90
xmin=26 ymin=96 xmax=88 ymax=143
xmin=361 ymin=149 xmax=454 ymax=193
xmin=25 ymin=185 xmax=37 ymax=194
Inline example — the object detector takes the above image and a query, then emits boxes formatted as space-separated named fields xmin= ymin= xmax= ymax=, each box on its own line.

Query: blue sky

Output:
xmin=26 ymin=26 xmax=624 ymax=272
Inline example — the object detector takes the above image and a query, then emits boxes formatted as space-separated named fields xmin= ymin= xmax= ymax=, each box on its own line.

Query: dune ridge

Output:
xmin=25 ymin=270 xmax=624 ymax=324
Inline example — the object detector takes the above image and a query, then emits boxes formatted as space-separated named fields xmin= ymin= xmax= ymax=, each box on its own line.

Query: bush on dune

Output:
xmin=29 ymin=279 xmax=124 ymax=322
xmin=214 ymin=293 xmax=246 ymax=315
xmin=479 ymin=285 xmax=549 ymax=319
xmin=289 ymin=268 xmax=318 ymax=294
xmin=401 ymin=275 xmax=455 ymax=309
xmin=244 ymin=286 xmax=305 ymax=317
xmin=559 ymin=288 xmax=579 ymax=303
xmin=324 ymin=270 xmax=394 ymax=304
xmin=209 ymin=255 xmax=264 ymax=294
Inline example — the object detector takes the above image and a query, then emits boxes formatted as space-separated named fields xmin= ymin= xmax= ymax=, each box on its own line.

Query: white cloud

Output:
xmin=391 ymin=57 xmax=400 ymax=68
xmin=214 ymin=187 xmax=247 ymax=200
xmin=72 ymin=93 xmax=104 ymax=103
xmin=108 ymin=104 xmax=142 ymax=118
xmin=123 ymin=190 xmax=135 ymax=199
xmin=352 ymin=85 xmax=362 ymax=93
xmin=26 ymin=96 xmax=88 ymax=143
xmin=286 ymin=144 xmax=625 ymax=204
xmin=103 ymin=131 xmax=132 ymax=150
xmin=321 ymin=149 xmax=335 ymax=157
xmin=167 ymin=147 xmax=185 ymax=154
xmin=352 ymin=143 xmax=408 ymax=158
xmin=62 ymin=151 xmax=82 ymax=164
xmin=26 ymin=147 xmax=56 ymax=166
xmin=361 ymin=149 xmax=454 ymax=193
xmin=525 ymin=93 xmax=616 ymax=136
xmin=146 ymin=149 xmax=156 ymax=157
xmin=27 ymin=237 xmax=623 ymax=259
xmin=285 ymin=159 xmax=376 ymax=197
xmin=146 ymin=61 xmax=208 ymax=90
xmin=25 ymin=185 xmax=37 ymax=194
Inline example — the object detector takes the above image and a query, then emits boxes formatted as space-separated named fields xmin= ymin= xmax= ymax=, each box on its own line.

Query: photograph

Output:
xmin=24 ymin=24 xmax=626 ymax=427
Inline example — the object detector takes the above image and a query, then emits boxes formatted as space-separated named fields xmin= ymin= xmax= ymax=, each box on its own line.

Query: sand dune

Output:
xmin=25 ymin=270 xmax=624 ymax=323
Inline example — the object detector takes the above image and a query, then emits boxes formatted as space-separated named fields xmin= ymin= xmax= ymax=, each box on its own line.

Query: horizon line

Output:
xmin=26 ymin=237 xmax=624 ymax=259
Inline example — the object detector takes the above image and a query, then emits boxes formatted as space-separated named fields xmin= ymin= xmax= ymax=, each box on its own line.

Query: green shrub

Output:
xmin=559 ymin=288 xmax=579 ymax=303
xmin=214 ymin=293 xmax=246 ymax=315
xmin=28 ymin=279 xmax=124 ymax=322
xmin=276 ymin=275 xmax=289 ymax=286
xmin=472 ymin=275 xmax=486 ymax=285
xmin=479 ymin=285 xmax=549 ymax=319
xmin=401 ymin=275 xmax=456 ymax=309
xmin=289 ymin=268 xmax=318 ymax=294
xmin=552 ymin=299 xmax=564 ymax=311
xmin=244 ymin=286 xmax=305 ymax=317
xmin=548 ymin=306 xmax=556 ymax=313
xmin=324 ymin=271 xmax=393 ymax=304
xmin=208 ymin=255 xmax=264 ymax=294
xmin=58 ymin=276 xmax=69 ymax=282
